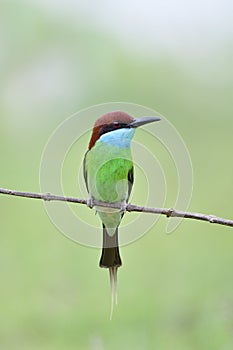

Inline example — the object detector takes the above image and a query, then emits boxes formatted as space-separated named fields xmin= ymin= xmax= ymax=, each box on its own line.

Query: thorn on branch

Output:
xmin=166 ymin=208 xmax=174 ymax=218
xmin=43 ymin=192 xmax=53 ymax=201
xmin=208 ymin=215 xmax=217 ymax=223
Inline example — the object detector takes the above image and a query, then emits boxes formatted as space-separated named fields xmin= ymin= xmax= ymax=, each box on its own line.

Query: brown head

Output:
xmin=88 ymin=111 xmax=134 ymax=150
xmin=88 ymin=110 xmax=161 ymax=150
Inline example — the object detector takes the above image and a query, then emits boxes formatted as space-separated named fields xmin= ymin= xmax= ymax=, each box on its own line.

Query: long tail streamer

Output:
xmin=109 ymin=266 xmax=118 ymax=320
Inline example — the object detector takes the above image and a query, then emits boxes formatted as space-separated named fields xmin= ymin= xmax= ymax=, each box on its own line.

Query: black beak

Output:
xmin=129 ymin=116 xmax=161 ymax=128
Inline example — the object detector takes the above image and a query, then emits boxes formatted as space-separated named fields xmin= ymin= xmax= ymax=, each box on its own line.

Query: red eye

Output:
xmin=113 ymin=122 xmax=119 ymax=128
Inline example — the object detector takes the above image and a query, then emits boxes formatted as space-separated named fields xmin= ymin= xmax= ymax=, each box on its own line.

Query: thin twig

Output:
xmin=0 ymin=187 xmax=233 ymax=227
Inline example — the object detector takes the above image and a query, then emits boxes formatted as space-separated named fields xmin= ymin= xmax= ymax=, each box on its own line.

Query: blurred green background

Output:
xmin=1 ymin=1 xmax=233 ymax=349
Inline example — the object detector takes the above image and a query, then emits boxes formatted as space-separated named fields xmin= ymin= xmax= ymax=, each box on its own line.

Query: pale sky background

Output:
xmin=25 ymin=0 xmax=232 ymax=54
xmin=2 ymin=0 xmax=232 ymax=128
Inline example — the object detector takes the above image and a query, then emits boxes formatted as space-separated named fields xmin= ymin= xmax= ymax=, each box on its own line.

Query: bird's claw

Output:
xmin=120 ymin=200 xmax=127 ymax=214
xmin=87 ymin=196 xmax=94 ymax=209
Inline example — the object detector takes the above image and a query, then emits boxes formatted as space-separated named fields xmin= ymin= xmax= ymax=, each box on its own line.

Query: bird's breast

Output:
xmin=85 ymin=142 xmax=133 ymax=203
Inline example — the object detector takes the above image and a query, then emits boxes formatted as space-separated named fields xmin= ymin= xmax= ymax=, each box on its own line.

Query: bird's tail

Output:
xmin=99 ymin=225 xmax=122 ymax=268
xmin=99 ymin=225 xmax=122 ymax=320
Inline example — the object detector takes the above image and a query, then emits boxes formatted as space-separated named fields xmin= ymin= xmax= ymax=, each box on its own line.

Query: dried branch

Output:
xmin=0 ymin=187 xmax=233 ymax=227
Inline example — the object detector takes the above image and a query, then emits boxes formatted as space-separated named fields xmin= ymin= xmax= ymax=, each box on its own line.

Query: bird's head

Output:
xmin=88 ymin=111 xmax=160 ymax=149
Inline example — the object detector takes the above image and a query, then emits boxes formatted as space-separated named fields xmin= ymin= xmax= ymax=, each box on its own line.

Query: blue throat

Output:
xmin=98 ymin=128 xmax=135 ymax=148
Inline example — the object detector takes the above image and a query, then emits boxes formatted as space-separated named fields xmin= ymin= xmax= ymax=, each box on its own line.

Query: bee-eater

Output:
xmin=83 ymin=111 xmax=160 ymax=317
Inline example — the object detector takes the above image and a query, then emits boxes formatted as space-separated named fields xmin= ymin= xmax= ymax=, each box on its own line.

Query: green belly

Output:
xmin=86 ymin=142 xmax=133 ymax=203
xmin=85 ymin=142 xmax=133 ymax=235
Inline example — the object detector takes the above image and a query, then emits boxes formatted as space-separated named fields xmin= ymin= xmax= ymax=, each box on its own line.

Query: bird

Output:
xmin=83 ymin=111 xmax=160 ymax=318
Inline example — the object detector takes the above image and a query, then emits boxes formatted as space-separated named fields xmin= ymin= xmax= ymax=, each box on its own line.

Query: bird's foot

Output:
xmin=86 ymin=196 xmax=94 ymax=209
xmin=120 ymin=200 xmax=127 ymax=214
